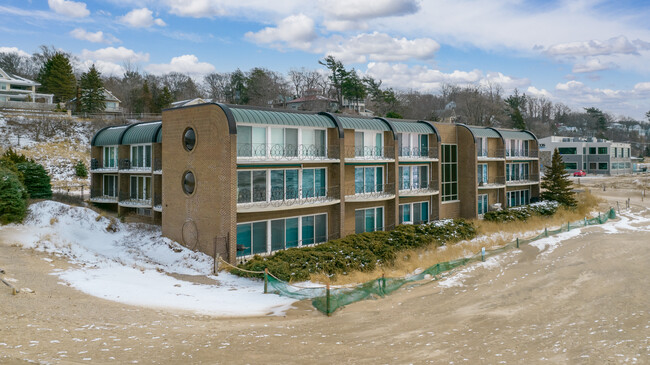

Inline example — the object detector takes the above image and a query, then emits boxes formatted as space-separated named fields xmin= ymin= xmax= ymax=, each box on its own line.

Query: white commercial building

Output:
xmin=538 ymin=136 xmax=631 ymax=175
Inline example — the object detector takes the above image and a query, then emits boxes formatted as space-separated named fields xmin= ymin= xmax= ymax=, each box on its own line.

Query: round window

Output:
xmin=183 ymin=171 xmax=195 ymax=195
xmin=183 ymin=128 xmax=196 ymax=151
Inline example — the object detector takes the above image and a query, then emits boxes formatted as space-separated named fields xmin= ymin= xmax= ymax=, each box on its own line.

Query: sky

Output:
xmin=1 ymin=0 xmax=649 ymax=120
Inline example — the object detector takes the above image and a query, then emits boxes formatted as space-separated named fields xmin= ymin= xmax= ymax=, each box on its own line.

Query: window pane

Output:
xmin=253 ymin=171 xmax=266 ymax=202
xmin=303 ymin=169 xmax=315 ymax=197
xmin=403 ymin=204 xmax=411 ymax=223
xmin=365 ymin=208 xmax=375 ymax=232
xmin=420 ymin=134 xmax=428 ymax=154
xmin=130 ymin=176 xmax=137 ymax=198
xmin=252 ymin=127 xmax=266 ymax=156
xmin=271 ymin=219 xmax=285 ymax=251
xmin=286 ymin=218 xmax=299 ymax=248
xmin=315 ymin=168 xmax=326 ymax=196
xmin=252 ymin=222 xmax=267 ymax=254
xmin=376 ymin=207 xmax=383 ymax=231
xmin=355 ymin=132 xmax=364 ymax=156
xmin=365 ymin=167 xmax=375 ymax=192
xmin=302 ymin=129 xmax=315 ymax=146
xmin=413 ymin=203 xmax=421 ymax=223
xmin=236 ymin=224 xmax=252 ymax=257
xmin=138 ymin=146 xmax=144 ymax=168
xmin=355 ymin=167 xmax=363 ymax=194
xmin=355 ymin=210 xmax=364 ymax=234
xmin=375 ymin=133 xmax=382 ymax=155
xmin=271 ymin=170 xmax=284 ymax=201
xmin=302 ymin=216 xmax=314 ymax=245
xmin=286 ymin=128 xmax=298 ymax=156
xmin=315 ymin=214 xmax=327 ymax=243
xmin=286 ymin=170 xmax=299 ymax=199
xmin=237 ymin=126 xmax=252 ymax=157
xmin=421 ymin=202 xmax=428 ymax=223
xmin=237 ymin=171 xmax=251 ymax=203
xmin=376 ymin=167 xmax=383 ymax=189
xmin=315 ymin=130 xmax=325 ymax=156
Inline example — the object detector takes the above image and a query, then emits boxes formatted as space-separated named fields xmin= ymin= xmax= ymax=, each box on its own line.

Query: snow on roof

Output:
xmin=0 ymin=67 xmax=40 ymax=87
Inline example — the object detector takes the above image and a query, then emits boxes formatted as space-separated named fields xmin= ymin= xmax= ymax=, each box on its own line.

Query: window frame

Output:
xmin=237 ymin=167 xmax=328 ymax=204
xmin=441 ymin=144 xmax=458 ymax=202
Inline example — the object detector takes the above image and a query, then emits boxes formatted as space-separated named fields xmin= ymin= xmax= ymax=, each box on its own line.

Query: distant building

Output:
xmin=171 ymin=98 xmax=211 ymax=108
xmin=286 ymin=90 xmax=338 ymax=112
xmin=67 ymin=89 xmax=122 ymax=113
xmin=538 ymin=136 xmax=631 ymax=175
xmin=0 ymin=67 xmax=53 ymax=104
xmin=557 ymin=125 xmax=578 ymax=133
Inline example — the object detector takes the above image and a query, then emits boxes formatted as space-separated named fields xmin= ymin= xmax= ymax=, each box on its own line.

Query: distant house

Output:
xmin=67 ymin=89 xmax=122 ymax=113
xmin=286 ymin=90 xmax=338 ymax=112
xmin=0 ymin=67 xmax=53 ymax=105
xmin=557 ymin=125 xmax=578 ymax=133
xmin=610 ymin=122 xmax=625 ymax=130
xmin=171 ymin=97 xmax=211 ymax=108
xmin=628 ymin=124 xmax=646 ymax=137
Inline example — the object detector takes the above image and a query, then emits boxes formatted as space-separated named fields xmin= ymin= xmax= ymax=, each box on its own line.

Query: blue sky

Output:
xmin=1 ymin=0 xmax=649 ymax=120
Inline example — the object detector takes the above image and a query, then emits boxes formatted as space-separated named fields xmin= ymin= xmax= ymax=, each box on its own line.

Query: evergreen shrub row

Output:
xmin=234 ymin=219 xmax=477 ymax=281
xmin=483 ymin=201 xmax=559 ymax=223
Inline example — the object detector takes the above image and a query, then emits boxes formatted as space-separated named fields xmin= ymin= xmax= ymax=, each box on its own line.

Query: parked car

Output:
xmin=573 ymin=170 xmax=586 ymax=177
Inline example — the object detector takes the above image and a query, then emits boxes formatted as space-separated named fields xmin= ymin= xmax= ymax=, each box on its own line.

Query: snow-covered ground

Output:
xmin=1 ymin=201 xmax=296 ymax=317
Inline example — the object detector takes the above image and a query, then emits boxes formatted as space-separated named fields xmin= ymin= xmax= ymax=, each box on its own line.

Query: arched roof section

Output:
xmin=418 ymin=121 xmax=441 ymax=142
xmin=469 ymin=126 xmax=501 ymax=139
xmin=229 ymin=107 xmax=336 ymax=130
xmin=162 ymin=102 xmax=237 ymax=135
xmin=338 ymin=116 xmax=391 ymax=131
xmin=497 ymin=129 xmax=536 ymax=140
xmin=121 ymin=121 xmax=162 ymax=145
xmin=318 ymin=112 xmax=344 ymax=138
xmin=91 ymin=125 xmax=129 ymax=146
xmin=456 ymin=123 xmax=477 ymax=143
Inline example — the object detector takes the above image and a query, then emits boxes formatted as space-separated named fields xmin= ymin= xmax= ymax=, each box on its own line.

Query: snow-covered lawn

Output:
xmin=1 ymin=201 xmax=296 ymax=317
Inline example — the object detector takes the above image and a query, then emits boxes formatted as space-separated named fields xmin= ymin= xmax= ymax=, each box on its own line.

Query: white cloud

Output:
xmin=479 ymin=72 xmax=529 ymax=91
xmin=322 ymin=32 xmax=440 ymax=63
xmin=245 ymin=14 xmax=316 ymax=51
xmin=0 ymin=47 xmax=30 ymax=58
xmin=118 ymin=8 xmax=166 ymax=28
xmin=48 ymin=0 xmax=90 ymax=18
xmin=322 ymin=19 xmax=368 ymax=32
xmin=145 ymin=55 xmax=216 ymax=76
xmin=320 ymin=0 xmax=420 ymax=20
xmin=572 ymin=58 xmax=614 ymax=73
xmin=79 ymin=60 xmax=124 ymax=76
xmin=70 ymin=28 xmax=120 ymax=44
xmin=526 ymin=86 xmax=553 ymax=99
xmin=364 ymin=62 xmax=484 ymax=91
xmin=164 ymin=0 xmax=304 ymax=19
xmin=81 ymin=47 xmax=149 ymax=63
xmin=633 ymin=82 xmax=650 ymax=92
xmin=546 ymin=36 xmax=640 ymax=57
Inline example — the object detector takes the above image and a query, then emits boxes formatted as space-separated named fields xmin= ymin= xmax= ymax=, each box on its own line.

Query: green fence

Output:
xmin=263 ymin=208 xmax=616 ymax=315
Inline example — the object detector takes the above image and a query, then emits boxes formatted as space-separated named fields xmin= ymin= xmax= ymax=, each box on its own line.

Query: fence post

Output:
xmin=326 ymin=283 xmax=331 ymax=317
xmin=545 ymin=227 xmax=548 ymax=237
xmin=516 ymin=237 xmax=519 ymax=248
xmin=584 ymin=217 xmax=587 ymax=227
xmin=264 ymin=268 xmax=268 ymax=294
xmin=598 ymin=213 xmax=602 ymax=224
xmin=567 ymin=222 xmax=570 ymax=231
xmin=481 ymin=247 xmax=485 ymax=262
xmin=617 ymin=201 xmax=620 ymax=214
xmin=381 ymin=273 xmax=386 ymax=292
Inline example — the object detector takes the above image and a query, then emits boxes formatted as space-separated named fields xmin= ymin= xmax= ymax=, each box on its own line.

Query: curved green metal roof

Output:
xmin=339 ymin=116 xmax=390 ymax=131
xmin=498 ymin=129 xmax=535 ymax=140
xmin=156 ymin=126 xmax=162 ymax=143
xmin=389 ymin=120 xmax=434 ymax=134
xmin=91 ymin=125 xmax=129 ymax=146
xmin=121 ymin=121 xmax=162 ymax=145
xmin=230 ymin=107 xmax=336 ymax=129
xmin=469 ymin=126 xmax=501 ymax=139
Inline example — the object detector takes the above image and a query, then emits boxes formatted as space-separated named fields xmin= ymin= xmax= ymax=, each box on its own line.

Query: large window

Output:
xmin=506 ymin=139 xmax=530 ymax=157
xmin=399 ymin=201 xmax=428 ymax=225
xmin=563 ymin=162 xmax=578 ymax=170
xmin=598 ymin=147 xmax=608 ymax=155
xmin=355 ymin=207 xmax=384 ymax=234
xmin=237 ymin=168 xmax=326 ymax=204
xmin=355 ymin=131 xmax=383 ymax=157
xmin=478 ymin=194 xmax=488 ymax=215
xmin=103 ymin=146 xmax=117 ymax=168
xmin=236 ymin=213 xmax=327 ymax=257
xmin=103 ymin=175 xmax=117 ymax=197
xmin=354 ymin=166 xmax=383 ymax=194
xmin=598 ymin=162 xmax=608 ymax=170
xmin=398 ymin=133 xmax=428 ymax=157
xmin=237 ymin=125 xmax=326 ymax=158
xmin=589 ymin=147 xmax=597 ymax=155
xmin=130 ymin=144 xmax=152 ymax=168
xmin=399 ymin=165 xmax=428 ymax=190
xmin=507 ymin=189 xmax=529 ymax=208
xmin=477 ymin=163 xmax=488 ymax=184
xmin=130 ymin=176 xmax=151 ymax=200
xmin=441 ymin=144 xmax=458 ymax=201
xmin=558 ymin=147 xmax=577 ymax=155
xmin=506 ymin=163 xmax=530 ymax=181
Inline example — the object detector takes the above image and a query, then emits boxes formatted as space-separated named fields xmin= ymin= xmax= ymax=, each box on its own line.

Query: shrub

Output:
xmin=234 ymin=219 xmax=477 ymax=281
xmin=16 ymin=162 xmax=52 ymax=199
xmin=74 ymin=160 xmax=88 ymax=178
xmin=0 ymin=167 xmax=28 ymax=224
xmin=483 ymin=201 xmax=559 ymax=223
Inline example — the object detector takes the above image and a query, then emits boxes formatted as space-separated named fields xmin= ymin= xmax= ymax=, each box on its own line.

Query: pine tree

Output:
xmin=16 ymin=162 xmax=52 ymax=199
xmin=79 ymin=64 xmax=106 ymax=114
xmin=541 ymin=148 xmax=577 ymax=207
xmin=74 ymin=160 xmax=88 ymax=178
xmin=154 ymin=86 xmax=173 ymax=112
xmin=505 ymin=90 xmax=527 ymax=130
xmin=37 ymin=52 xmax=77 ymax=103
xmin=0 ymin=167 xmax=28 ymax=224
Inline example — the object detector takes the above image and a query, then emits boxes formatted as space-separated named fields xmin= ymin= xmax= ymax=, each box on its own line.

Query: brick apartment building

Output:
xmin=90 ymin=103 xmax=541 ymax=263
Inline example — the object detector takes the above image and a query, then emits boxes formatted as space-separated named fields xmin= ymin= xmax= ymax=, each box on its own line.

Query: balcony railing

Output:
xmin=237 ymin=186 xmax=340 ymax=209
xmin=237 ymin=143 xmax=339 ymax=161
xmin=398 ymin=146 xmax=438 ymax=159
xmin=506 ymin=174 xmax=540 ymax=184
xmin=89 ymin=189 xmax=118 ymax=203
xmin=345 ymin=183 xmax=395 ymax=199
xmin=398 ymin=180 xmax=439 ymax=194
xmin=345 ymin=146 xmax=395 ymax=160
xmin=90 ymin=158 xmax=118 ymax=171
xmin=119 ymin=159 xmax=131 ymax=170
xmin=477 ymin=147 xmax=505 ymax=159
xmin=478 ymin=176 xmax=506 ymax=187
xmin=118 ymin=191 xmax=152 ymax=207
xmin=506 ymin=149 xmax=538 ymax=158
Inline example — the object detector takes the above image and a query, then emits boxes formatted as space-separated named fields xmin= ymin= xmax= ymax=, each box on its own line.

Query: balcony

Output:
xmin=153 ymin=158 xmax=162 ymax=174
xmin=118 ymin=159 xmax=153 ymax=173
xmin=237 ymin=143 xmax=339 ymax=163
xmin=478 ymin=176 xmax=506 ymax=189
xmin=399 ymin=180 xmax=439 ymax=196
xmin=118 ymin=192 xmax=152 ymax=208
xmin=344 ymin=146 xmax=395 ymax=161
xmin=89 ymin=189 xmax=118 ymax=203
xmin=477 ymin=147 xmax=505 ymax=159
xmin=90 ymin=158 xmax=118 ymax=173
xmin=237 ymin=186 xmax=340 ymax=213
xmin=398 ymin=146 xmax=438 ymax=160
xmin=345 ymin=183 xmax=395 ymax=202
xmin=506 ymin=149 xmax=538 ymax=159
xmin=506 ymin=174 xmax=540 ymax=186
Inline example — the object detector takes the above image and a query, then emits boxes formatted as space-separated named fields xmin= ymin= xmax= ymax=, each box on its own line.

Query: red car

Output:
xmin=573 ymin=170 xmax=586 ymax=177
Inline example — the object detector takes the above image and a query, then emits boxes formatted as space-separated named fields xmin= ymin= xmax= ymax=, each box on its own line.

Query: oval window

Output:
xmin=183 ymin=171 xmax=195 ymax=195
xmin=183 ymin=128 xmax=196 ymax=151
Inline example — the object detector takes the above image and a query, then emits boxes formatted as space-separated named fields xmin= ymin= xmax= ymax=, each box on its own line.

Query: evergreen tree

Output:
xmin=541 ymin=148 xmax=577 ymax=207
xmin=585 ymin=107 xmax=607 ymax=139
xmin=74 ymin=160 xmax=88 ymax=178
xmin=341 ymin=69 xmax=367 ymax=112
xmin=154 ymin=86 xmax=173 ymax=112
xmin=36 ymin=52 xmax=77 ymax=103
xmin=0 ymin=167 xmax=28 ymax=224
xmin=79 ymin=64 xmax=106 ymax=114
xmin=16 ymin=162 xmax=52 ymax=199
xmin=505 ymin=90 xmax=527 ymax=130
xmin=318 ymin=55 xmax=348 ymax=107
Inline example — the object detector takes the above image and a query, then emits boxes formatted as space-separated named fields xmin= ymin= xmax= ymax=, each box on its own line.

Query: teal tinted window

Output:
xmin=315 ymin=214 xmax=327 ymax=243
xmin=302 ymin=216 xmax=314 ymax=245
xmin=252 ymin=222 xmax=267 ymax=254
xmin=558 ymin=147 xmax=576 ymax=154
xmin=236 ymin=224 xmax=252 ymax=257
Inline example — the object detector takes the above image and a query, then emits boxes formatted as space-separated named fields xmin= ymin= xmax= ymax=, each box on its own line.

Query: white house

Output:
xmin=0 ymin=67 xmax=53 ymax=104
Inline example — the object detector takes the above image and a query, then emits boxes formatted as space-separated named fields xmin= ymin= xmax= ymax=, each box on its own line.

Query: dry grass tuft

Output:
xmin=314 ymin=191 xmax=603 ymax=285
